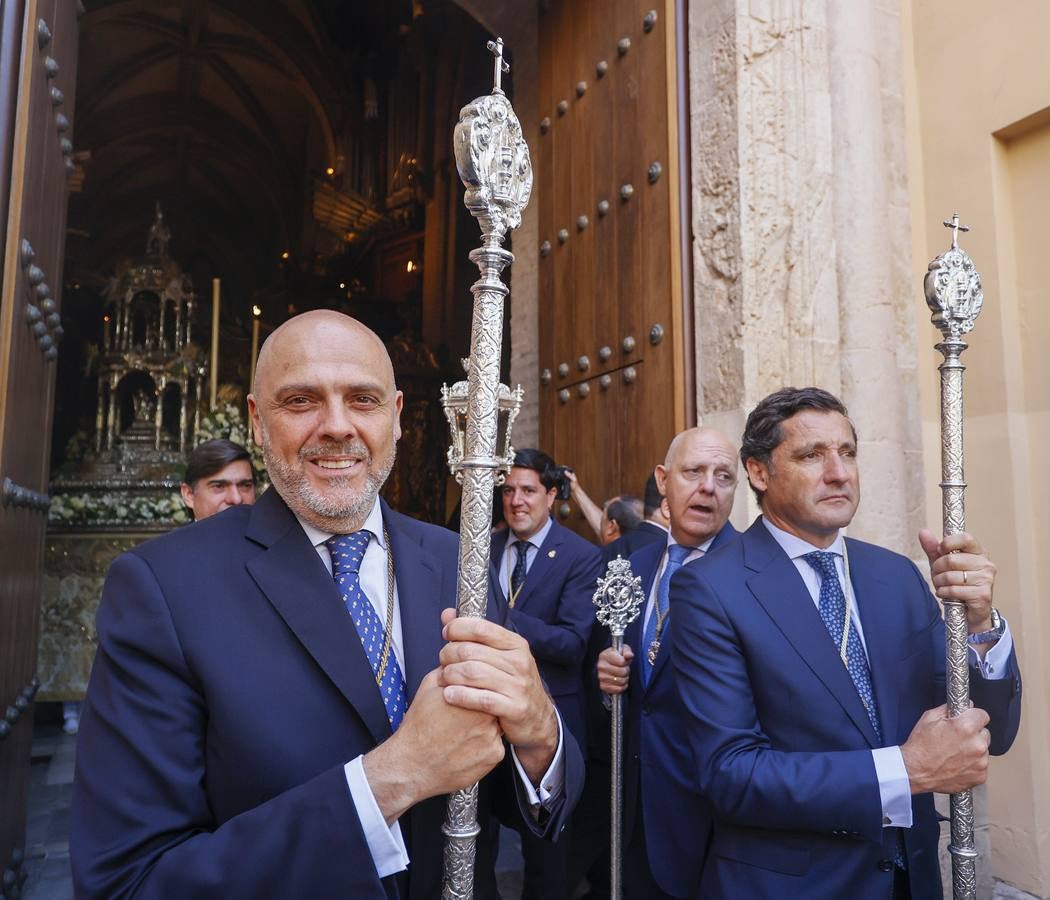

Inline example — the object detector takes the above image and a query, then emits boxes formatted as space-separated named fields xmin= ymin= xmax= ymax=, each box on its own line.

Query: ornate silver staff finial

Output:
xmin=593 ymin=556 xmax=646 ymax=637
xmin=926 ymin=213 xmax=983 ymax=900
xmin=486 ymin=37 xmax=510 ymax=94
xmin=441 ymin=38 xmax=531 ymax=900
xmin=593 ymin=556 xmax=646 ymax=900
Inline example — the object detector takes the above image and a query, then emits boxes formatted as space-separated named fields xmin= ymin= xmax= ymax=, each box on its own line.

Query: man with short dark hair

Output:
xmin=180 ymin=438 xmax=257 ymax=520
xmin=671 ymin=387 xmax=1022 ymax=900
xmin=601 ymin=473 xmax=670 ymax=563
xmin=491 ymin=448 xmax=602 ymax=900
xmin=72 ymin=312 xmax=581 ymax=899
xmin=599 ymin=494 xmax=643 ymax=545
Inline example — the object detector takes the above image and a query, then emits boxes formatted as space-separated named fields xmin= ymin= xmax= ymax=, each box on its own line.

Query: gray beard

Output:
xmin=261 ymin=434 xmax=395 ymax=532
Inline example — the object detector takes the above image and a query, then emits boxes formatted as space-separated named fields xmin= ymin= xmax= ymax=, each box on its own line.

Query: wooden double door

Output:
xmin=534 ymin=0 xmax=690 ymax=523
xmin=0 ymin=0 xmax=79 ymax=885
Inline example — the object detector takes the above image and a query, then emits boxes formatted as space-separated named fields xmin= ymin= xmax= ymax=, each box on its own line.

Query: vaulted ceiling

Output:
xmin=67 ymin=0 xmax=423 ymax=300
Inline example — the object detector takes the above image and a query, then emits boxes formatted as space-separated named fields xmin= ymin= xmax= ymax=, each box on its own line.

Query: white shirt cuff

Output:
xmin=344 ymin=755 xmax=410 ymax=878
xmin=968 ymin=617 xmax=1013 ymax=679
xmin=509 ymin=704 xmax=566 ymax=810
xmin=872 ymin=746 xmax=913 ymax=828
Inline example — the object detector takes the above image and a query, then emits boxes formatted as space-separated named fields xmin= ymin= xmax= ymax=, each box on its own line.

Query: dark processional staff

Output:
xmin=438 ymin=37 xmax=530 ymax=900
xmin=926 ymin=213 xmax=986 ymax=900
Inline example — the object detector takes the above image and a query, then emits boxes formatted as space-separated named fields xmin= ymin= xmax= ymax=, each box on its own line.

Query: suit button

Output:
xmin=878 ymin=859 xmax=893 ymax=872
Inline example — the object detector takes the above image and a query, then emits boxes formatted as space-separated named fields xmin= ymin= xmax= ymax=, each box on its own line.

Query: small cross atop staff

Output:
xmin=942 ymin=212 xmax=970 ymax=250
xmin=486 ymin=37 xmax=510 ymax=94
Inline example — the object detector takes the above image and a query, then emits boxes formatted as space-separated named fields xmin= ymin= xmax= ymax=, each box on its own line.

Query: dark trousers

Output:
xmin=623 ymin=812 xmax=678 ymax=900
xmin=520 ymin=823 xmax=570 ymax=900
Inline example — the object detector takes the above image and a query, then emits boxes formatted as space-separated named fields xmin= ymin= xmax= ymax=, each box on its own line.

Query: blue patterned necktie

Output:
xmin=511 ymin=540 xmax=531 ymax=596
xmin=327 ymin=531 xmax=407 ymax=731
xmin=641 ymin=543 xmax=694 ymax=686
xmin=802 ymin=551 xmax=881 ymax=741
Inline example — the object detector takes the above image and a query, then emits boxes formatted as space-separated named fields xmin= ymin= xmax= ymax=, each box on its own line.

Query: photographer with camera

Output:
xmin=492 ymin=448 xmax=603 ymax=900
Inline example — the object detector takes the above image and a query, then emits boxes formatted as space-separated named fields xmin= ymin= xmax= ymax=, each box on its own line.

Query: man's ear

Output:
xmin=247 ymin=394 xmax=263 ymax=447
xmin=745 ymin=457 xmax=769 ymax=494
xmin=392 ymin=390 xmax=404 ymax=442
xmin=545 ymin=486 xmax=557 ymax=510
xmin=654 ymin=464 xmax=668 ymax=497
xmin=179 ymin=483 xmax=196 ymax=514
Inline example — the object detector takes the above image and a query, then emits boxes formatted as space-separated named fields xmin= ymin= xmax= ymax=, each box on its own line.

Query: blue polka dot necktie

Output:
xmin=802 ymin=551 xmax=881 ymax=741
xmin=641 ymin=543 xmax=694 ymax=687
xmin=511 ymin=540 xmax=531 ymax=596
xmin=327 ymin=531 xmax=406 ymax=731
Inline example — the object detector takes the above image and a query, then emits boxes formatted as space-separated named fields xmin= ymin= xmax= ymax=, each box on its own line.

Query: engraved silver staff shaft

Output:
xmin=924 ymin=213 xmax=984 ymax=900
xmin=440 ymin=36 xmax=532 ymax=900
xmin=593 ymin=557 xmax=646 ymax=900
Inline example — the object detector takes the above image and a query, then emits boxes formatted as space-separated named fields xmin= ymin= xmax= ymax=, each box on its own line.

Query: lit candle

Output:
xmin=210 ymin=277 xmax=220 ymax=410
xmin=249 ymin=305 xmax=262 ymax=391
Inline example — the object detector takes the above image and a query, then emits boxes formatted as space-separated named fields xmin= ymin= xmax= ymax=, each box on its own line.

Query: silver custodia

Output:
xmin=540 ymin=368 xmax=552 ymax=386
xmin=44 ymin=56 xmax=59 ymax=78
xmin=576 ymin=215 xmax=589 ymax=231
xmin=597 ymin=199 xmax=610 ymax=217
xmin=557 ymin=362 xmax=570 ymax=378
xmin=558 ymin=388 xmax=570 ymax=404
xmin=623 ymin=366 xmax=637 ymax=384
xmin=620 ymin=183 xmax=634 ymax=201
xmin=576 ymin=81 xmax=587 ymax=98
xmin=622 ymin=335 xmax=636 ymax=354
xmin=557 ymin=99 xmax=569 ymax=116
xmin=557 ymin=228 xmax=569 ymax=244
xmin=643 ymin=10 xmax=658 ymax=32
xmin=20 ymin=239 xmax=34 ymax=268
xmin=596 ymin=60 xmax=608 ymax=78
xmin=649 ymin=324 xmax=664 ymax=345
xmin=598 ymin=373 xmax=612 ymax=390
xmin=618 ymin=37 xmax=631 ymax=56
xmin=577 ymin=383 xmax=590 ymax=398
xmin=648 ymin=161 xmax=662 ymax=184
xmin=37 ymin=18 xmax=51 ymax=49
xmin=598 ymin=345 xmax=612 ymax=362
xmin=577 ymin=355 xmax=590 ymax=372
xmin=540 ymin=240 xmax=551 ymax=257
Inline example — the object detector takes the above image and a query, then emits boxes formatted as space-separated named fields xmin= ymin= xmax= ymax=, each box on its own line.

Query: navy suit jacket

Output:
xmin=71 ymin=489 xmax=583 ymax=900
xmin=615 ymin=522 xmax=737 ymax=898
xmin=670 ymin=518 xmax=1022 ymax=900
xmin=489 ymin=518 xmax=602 ymax=744
xmin=600 ymin=520 xmax=667 ymax=564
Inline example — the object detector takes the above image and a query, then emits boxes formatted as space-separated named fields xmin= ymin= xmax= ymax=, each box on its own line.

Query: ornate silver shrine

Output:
xmin=925 ymin=213 xmax=982 ymax=900
xmin=440 ymin=38 xmax=532 ymax=900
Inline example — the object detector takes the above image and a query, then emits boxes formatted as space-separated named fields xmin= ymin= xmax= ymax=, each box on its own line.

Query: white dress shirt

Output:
xmin=497 ymin=515 xmax=554 ymax=599
xmin=297 ymin=500 xmax=565 ymax=878
xmin=761 ymin=518 xmax=1013 ymax=829
xmin=641 ymin=532 xmax=716 ymax=634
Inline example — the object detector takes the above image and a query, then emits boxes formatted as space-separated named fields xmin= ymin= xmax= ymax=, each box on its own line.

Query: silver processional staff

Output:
xmin=924 ymin=212 xmax=984 ymax=900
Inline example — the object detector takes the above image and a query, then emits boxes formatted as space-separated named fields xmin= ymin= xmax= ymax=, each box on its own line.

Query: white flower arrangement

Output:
xmin=196 ymin=401 xmax=266 ymax=478
xmin=49 ymin=490 xmax=191 ymax=527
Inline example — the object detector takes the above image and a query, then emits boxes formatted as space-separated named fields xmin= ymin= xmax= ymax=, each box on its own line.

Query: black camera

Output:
xmin=550 ymin=465 xmax=574 ymax=501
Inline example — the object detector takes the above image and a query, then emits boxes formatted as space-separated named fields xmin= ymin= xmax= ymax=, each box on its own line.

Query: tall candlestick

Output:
xmin=249 ymin=305 xmax=262 ymax=391
xmin=210 ymin=278 xmax=220 ymax=410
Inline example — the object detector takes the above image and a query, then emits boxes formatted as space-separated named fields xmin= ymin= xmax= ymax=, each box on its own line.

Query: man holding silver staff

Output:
xmin=671 ymin=387 xmax=1021 ymax=900
xmin=594 ymin=426 xmax=740 ymax=899
xmin=71 ymin=311 xmax=583 ymax=900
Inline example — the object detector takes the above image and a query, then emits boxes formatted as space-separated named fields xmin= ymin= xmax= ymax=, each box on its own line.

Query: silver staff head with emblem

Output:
xmin=593 ymin=556 xmax=646 ymax=638
xmin=453 ymin=37 xmax=532 ymax=242
xmin=925 ymin=213 xmax=984 ymax=342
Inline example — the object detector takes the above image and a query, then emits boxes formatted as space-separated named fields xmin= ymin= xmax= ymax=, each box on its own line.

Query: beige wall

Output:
xmin=904 ymin=0 xmax=1050 ymax=894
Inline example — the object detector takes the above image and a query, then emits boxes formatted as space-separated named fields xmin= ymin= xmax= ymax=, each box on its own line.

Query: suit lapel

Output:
xmin=846 ymin=538 xmax=901 ymax=743
xmin=383 ymin=502 xmax=445 ymax=705
xmin=244 ymin=490 xmax=391 ymax=746
xmin=745 ymin=520 xmax=880 ymax=747
xmin=623 ymin=541 xmax=663 ymax=694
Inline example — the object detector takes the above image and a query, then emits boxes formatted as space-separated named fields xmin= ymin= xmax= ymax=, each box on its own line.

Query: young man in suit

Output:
xmin=71 ymin=311 xmax=581 ymax=899
xmin=491 ymin=448 xmax=603 ymax=900
xmin=600 ymin=473 xmax=670 ymax=563
xmin=596 ymin=427 xmax=740 ymax=898
xmin=179 ymin=438 xmax=257 ymax=520
xmin=671 ymin=387 xmax=1022 ymax=900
